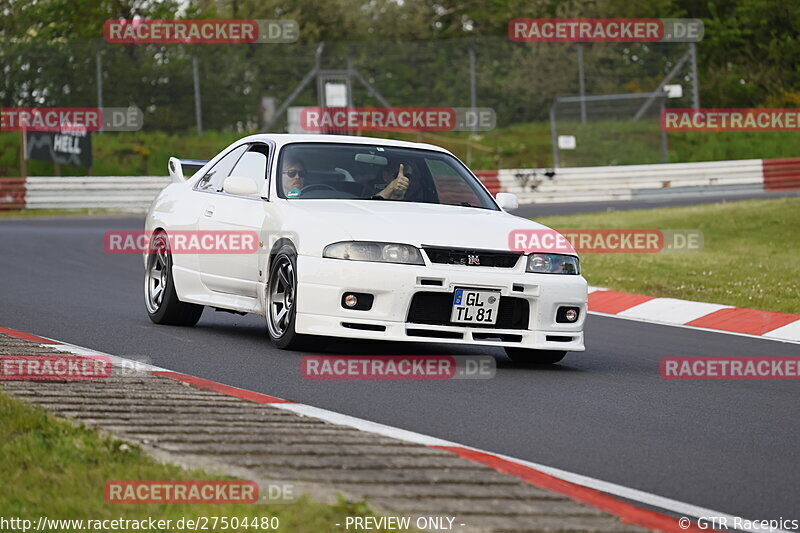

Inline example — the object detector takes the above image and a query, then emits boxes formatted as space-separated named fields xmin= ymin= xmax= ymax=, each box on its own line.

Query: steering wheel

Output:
xmin=300 ymin=183 xmax=337 ymax=194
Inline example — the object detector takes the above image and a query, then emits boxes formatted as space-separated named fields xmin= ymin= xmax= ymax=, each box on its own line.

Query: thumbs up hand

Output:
xmin=390 ymin=164 xmax=410 ymax=198
xmin=375 ymin=163 xmax=411 ymax=200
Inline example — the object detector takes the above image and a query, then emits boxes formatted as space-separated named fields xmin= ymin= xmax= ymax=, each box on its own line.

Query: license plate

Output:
xmin=451 ymin=289 xmax=500 ymax=325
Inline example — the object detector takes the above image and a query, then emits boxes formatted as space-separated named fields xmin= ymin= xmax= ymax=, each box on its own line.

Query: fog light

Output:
xmin=556 ymin=306 xmax=580 ymax=323
xmin=341 ymin=292 xmax=374 ymax=311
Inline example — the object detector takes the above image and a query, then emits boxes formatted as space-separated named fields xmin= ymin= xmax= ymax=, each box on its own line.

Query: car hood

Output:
xmin=283 ymin=199 xmax=555 ymax=252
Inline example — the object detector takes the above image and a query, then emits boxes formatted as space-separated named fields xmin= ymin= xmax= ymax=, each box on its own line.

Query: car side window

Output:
xmin=195 ymin=145 xmax=249 ymax=192
xmin=426 ymin=158 xmax=482 ymax=206
xmin=228 ymin=144 xmax=269 ymax=195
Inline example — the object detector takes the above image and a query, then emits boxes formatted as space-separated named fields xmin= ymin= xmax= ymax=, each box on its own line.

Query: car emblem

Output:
xmin=467 ymin=254 xmax=480 ymax=265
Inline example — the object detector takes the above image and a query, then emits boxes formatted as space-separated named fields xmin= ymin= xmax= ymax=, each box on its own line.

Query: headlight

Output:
xmin=526 ymin=253 xmax=580 ymax=275
xmin=323 ymin=241 xmax=424 ymax=265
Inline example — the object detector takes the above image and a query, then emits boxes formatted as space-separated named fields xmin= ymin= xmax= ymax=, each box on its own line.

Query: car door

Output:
xmin=198 ymin=143 xmax=271 ymax=297
xmin=180 ymin=144 xmax=249 ymax=279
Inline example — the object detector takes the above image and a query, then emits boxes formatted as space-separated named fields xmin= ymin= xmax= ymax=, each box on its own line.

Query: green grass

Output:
xmin=0 ymin=390 xmax=406 ymax=532
xmin=387 ymin=124 xmax=800 ymax=169
xmin=535 ymin=197 xmax=800 ymax=314
xmin=2 ymin=121 xmax=798 ymax=176
xmin=0 ymin=131 xmax=242 ymax=177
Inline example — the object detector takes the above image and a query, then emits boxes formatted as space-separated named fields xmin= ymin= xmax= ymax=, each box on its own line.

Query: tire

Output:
xmin=144 ymin=231 xmax=204 ymax=326
xmin=504 ymin=347 xmax=567 ymax=365
xmin=265 ymin=245 xmax=310 ymax=350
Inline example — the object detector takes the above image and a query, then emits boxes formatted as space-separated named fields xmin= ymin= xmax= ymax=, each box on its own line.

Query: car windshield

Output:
xmin=276 ymin=143 xmax=499 ymax=210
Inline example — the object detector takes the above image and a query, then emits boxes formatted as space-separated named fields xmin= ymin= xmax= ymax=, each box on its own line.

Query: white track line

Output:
xmin=46 ymin=338 xmax=170 ymax=371
xmin=488 ymin=452 xmax=787 ymax=533
xmin=764 ymin=321 xmax=800 ymax=342
xmin=278 ymin=404 xmax=456 ymax=447
xmin=586 ymin=286 xmax=800 ymax=344
xmin=617 ymin=298 xmax=733 ymax=324
xmin=588 ymin=311 xmax=800 ymax=345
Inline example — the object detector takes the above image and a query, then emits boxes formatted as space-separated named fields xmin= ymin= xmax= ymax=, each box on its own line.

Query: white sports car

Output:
xmin=144 ymin=134 xmax=586 ymax=364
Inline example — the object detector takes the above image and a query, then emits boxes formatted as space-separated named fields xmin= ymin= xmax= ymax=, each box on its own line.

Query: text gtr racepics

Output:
xmin=144 ymin=135 xmax=586 ymax=364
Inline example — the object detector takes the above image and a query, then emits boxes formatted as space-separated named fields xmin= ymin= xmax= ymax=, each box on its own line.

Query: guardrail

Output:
xmin=762 ymin=158 xmax=800 ymax=191
xmin=24 ymin=176 xmax=170 ymax=211
xmin=1 ymin=158 xmax=797 ymax=212
xmin=476 ymin=158 xmax=792 ymax=204
xmin=0 ymin=178 xmax=26 ymax=211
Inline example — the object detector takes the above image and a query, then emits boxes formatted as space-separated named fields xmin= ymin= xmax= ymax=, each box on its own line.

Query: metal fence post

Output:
xmin=577 ymin=45 xmax=587 ymax=123
xmin=20 ymin=130 xmax=27 ymax=178
xmin=96 ymin=50 xmax=103 ymax=109
xmin=192 ymin=55 xmax=203 ymax=135
xmin=660 ymin=99 xmax=669 ymax=163
xmin=690 ymin=43 xmax=700 ymax=110
xmin=549 ymin=102 xmax=559 ymax=169
xmin=96 ymin=49 xmax=103 ymax=134
xmin=468 ymin=43 xmax=477 ymax=166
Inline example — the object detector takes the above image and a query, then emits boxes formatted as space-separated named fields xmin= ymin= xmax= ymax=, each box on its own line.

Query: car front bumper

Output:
xmin=295 ymin=255 xmax=587 ymax=351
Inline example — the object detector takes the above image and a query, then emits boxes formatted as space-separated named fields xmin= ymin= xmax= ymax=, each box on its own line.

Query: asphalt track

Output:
xmin=514 ymin=189 xmax=800 ymax=217
xmin=1 ymin=215 xmax=798 ymax=523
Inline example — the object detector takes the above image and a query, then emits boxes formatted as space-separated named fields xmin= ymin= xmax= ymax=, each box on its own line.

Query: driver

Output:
xmin=281 ymin=156 xmax=306 ymax=197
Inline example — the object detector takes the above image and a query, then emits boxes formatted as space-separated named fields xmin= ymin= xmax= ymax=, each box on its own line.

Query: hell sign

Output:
xmin=26 ymin=127 xmax=92 ymax=167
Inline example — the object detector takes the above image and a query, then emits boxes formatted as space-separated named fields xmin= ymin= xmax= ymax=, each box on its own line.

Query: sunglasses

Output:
xmin=283 ymin=169 xmax=306 ymax=178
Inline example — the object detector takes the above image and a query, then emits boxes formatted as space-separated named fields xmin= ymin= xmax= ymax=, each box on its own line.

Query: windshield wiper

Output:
xmin=353 ymin=195 xmax=402 ymax=201
xmin=458 ymin=202 xmax=489 ymax=209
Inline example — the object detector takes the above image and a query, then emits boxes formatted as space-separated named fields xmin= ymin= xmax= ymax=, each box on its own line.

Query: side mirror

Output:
xmin=495 ymin=192 xmax=519 ymax=211
xmin=223 ymin=176 xmax=260 ymax=197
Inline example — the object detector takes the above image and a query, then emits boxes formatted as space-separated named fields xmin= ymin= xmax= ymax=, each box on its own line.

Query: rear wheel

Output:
xmin=504 ymin=347 xmax=566 ymax=365
xmin=144 ymin=231 xmax=204 ymax=326
xmin=266 ymin=246 xmax=310 ymax=350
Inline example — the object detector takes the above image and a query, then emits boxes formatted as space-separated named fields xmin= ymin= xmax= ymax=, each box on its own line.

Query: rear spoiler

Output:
xmin=168 ymin=157 xmax=209 ymax=183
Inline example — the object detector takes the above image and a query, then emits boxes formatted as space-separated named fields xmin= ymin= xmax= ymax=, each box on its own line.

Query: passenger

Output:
xmin=367 ymin=157 xmax=423 ymax=201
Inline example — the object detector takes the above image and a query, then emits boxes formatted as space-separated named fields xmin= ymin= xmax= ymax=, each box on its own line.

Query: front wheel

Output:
xmin=504 ymin=347 xmax=567 ymax=365
xmin=144 ymin=231 xmax=204 ymax=326
xmin=266 ymin=246 xmax=310 ymax=350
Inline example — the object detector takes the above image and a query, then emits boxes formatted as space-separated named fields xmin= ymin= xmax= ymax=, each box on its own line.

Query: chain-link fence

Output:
xmin=1 ymin=37 xmax=698 ymax=165
xmin=550 ymin=92 xmax=669 ymax=168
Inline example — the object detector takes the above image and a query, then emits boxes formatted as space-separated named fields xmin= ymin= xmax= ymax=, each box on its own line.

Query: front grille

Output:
xmin=406 ymin=328 xmax=464 ymax=339
xmin=423 ymin=246 xmax=522 ymax=268
xmin=406 ymin=292 xmax=529 ymax=330
xmin=473 ymin=332 xmax=523 ymax=342
xmin=342 ymin=322 xmax=386 ymax=332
